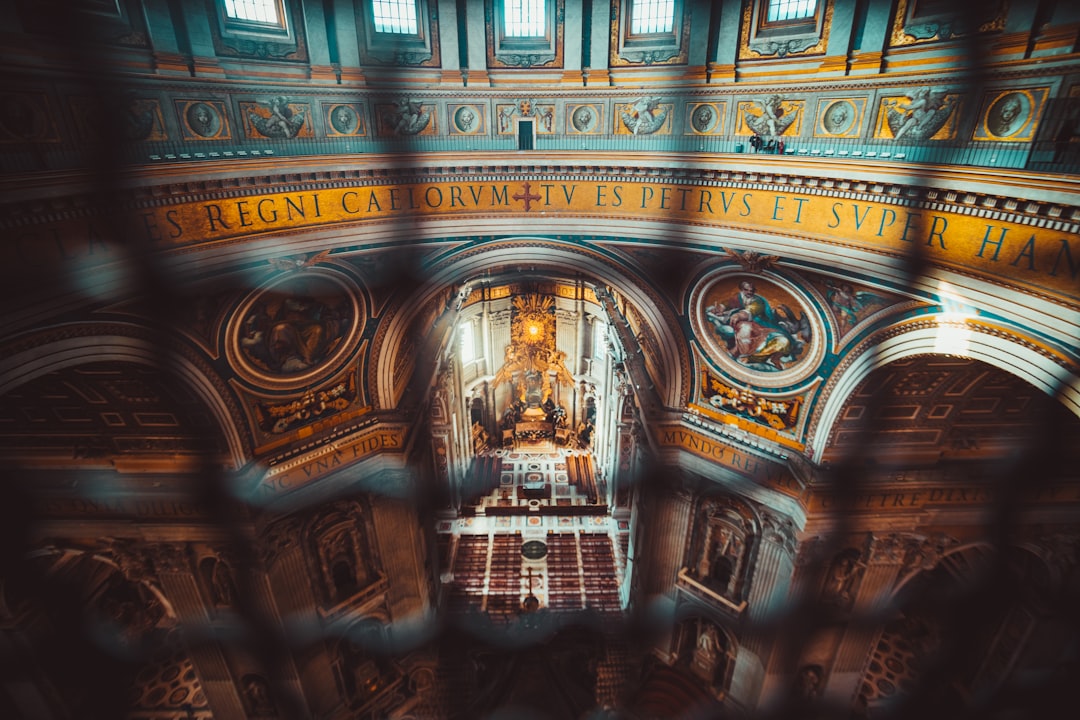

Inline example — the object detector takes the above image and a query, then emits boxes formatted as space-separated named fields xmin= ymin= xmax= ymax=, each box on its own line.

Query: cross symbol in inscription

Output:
xmin=513 ymin=181 xmax=542 ymax=212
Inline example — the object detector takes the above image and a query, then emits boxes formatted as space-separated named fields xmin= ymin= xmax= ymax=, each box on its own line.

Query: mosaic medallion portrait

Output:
xmin=691 ymin=271 xmax=825 ymax=389
xmin=227 ymin=270 xmax=363 ymax=389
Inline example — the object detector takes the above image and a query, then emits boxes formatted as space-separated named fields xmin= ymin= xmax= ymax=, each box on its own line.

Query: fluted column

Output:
xmin=826 ymin=534 xmax=907 ymax=702
xmin=371 ymin=494 xmax=430 ymax=620
xmin=261 ymin=519 xmax=340 ymax=717
xmin=149 ymin=543 xmax=248 ymax=720
xmin=743 ymin=511 xmax=797 ymax=658
xmin=641 ymin=490 xmax=693 ymax=598
xmin=747 ymin=521 xmax=796 ymax=618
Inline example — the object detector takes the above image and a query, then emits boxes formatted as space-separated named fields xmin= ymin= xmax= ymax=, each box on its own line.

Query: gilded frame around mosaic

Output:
xmin=690 ymin=268 xmax=825 ymax=390
xmin=226 ymin=266 xmax=364 ymax=391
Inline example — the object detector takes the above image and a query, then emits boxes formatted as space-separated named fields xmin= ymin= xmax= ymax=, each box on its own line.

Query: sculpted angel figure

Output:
xmin=249 ymin=96 xmax=305 ymax=139
xmin=386 ymin=98 xmax=431 ymax=135
xmin=745 ymin=95 xmax=795 ymax=137
xmin=886 ymin=87 xmax=954 ymax=141
xmin=621 ymin=97 xmax=668 ymax=135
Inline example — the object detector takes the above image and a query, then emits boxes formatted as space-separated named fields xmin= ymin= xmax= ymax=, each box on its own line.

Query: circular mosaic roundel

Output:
xmin=227 ymin=268 xmax=363 ymax=390
xmin=691 ymin=270 xmax=825 ymax=389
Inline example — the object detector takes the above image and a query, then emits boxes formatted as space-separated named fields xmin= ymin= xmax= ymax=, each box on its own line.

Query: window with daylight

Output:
xmin=504 ymin=0 xmax=546 ymax=38
xmin=460 ymin=321 xmax=476 ymax=363
xmin=631 ymin=0 xmax=675 ymax=34
xmin=223 ymin=0 xmax=280 ymax=24
xmin=767 ymin=0 xmax=817 ymax=23
xmin=372 ymin=0 xmax=419 ymax=34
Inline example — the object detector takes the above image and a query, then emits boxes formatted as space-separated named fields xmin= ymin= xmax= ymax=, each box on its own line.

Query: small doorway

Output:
xmin=517 ymin=118 xmax=535 ymax=150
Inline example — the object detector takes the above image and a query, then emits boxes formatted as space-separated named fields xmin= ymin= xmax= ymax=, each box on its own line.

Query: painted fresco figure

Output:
xmin=706 ymin=280 xmax=805 ymax=371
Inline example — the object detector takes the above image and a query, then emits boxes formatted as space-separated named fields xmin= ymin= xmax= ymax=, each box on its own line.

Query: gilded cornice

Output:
xmin=3 ymin=156 xmax=1076 ymax=229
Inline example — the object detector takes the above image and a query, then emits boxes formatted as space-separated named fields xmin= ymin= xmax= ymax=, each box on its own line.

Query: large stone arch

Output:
xmin=808 ymin=315 xmax=1080 ymax=464
xmin=370 ymin=236 xmax=692 ymax=411
xmin=0 ymin=325 xmax=249 ymax=469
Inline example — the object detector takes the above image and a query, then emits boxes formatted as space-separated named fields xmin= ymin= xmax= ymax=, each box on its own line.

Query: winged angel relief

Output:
xmin=620 ymin=97 xmax=668 ymax=135
xmin=744 ymin=95 xmax=797 ymax=137
xmin=248 ymin=96 xmax=306 ymax=139
xmin=884 ymin=87 xmax=956 ymax=141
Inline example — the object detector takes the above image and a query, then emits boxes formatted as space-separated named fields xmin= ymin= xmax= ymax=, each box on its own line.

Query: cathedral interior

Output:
xmin=1 ymin=1 xmax=1079 ymax=718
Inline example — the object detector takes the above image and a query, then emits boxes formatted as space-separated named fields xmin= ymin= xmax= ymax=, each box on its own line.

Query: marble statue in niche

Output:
xmin=308 ymin=507 xmax=378 ymax=608
xmin=794 ymin=664 xmax=823 ymax=701
xmin=688 ymin=500 xmax=756 ymax=602
xmin=822 ymin=548 xmax=865 ymax=609
xmin=682 ymin=617 xmax=734 ymax=690
xmin=242 ymin=674 xmax=278 ymax=716
xmin=339 ymin=639 xmax=394 ymax=708
xmin=92 ymin=572 xmax=166 ymax=653
xmin=322 ymin=528 xmax=369 ymax=603
xmin=199 ymin=556 xmax=238 ymax=609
